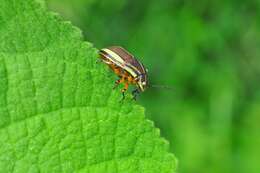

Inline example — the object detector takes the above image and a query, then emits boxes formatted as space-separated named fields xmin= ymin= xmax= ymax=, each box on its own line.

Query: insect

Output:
xmin=99 ymin=46 xmax=148 ymax=100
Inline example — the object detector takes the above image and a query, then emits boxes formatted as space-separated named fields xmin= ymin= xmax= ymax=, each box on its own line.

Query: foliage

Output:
xmin=47 ymin=0 xmax=260 ymax=173
xmin=0 ymin=0 xmax=176 ymax=172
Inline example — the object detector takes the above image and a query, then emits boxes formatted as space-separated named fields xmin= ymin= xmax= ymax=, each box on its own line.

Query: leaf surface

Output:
xmin=0 ymin=0 xmax=177 ymax=172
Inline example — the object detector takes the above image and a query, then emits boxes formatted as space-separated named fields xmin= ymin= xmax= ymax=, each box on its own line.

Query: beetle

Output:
xmin=98 ymin=46 xmax=148 ymax=100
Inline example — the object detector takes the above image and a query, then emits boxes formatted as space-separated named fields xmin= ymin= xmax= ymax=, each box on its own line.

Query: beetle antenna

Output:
xmin=150 ymin=84 xmax=174 ymax=90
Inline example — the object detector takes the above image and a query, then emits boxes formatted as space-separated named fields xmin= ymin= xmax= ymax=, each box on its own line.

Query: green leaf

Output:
xmin=0 ymin=0 xmax=177 ymax=172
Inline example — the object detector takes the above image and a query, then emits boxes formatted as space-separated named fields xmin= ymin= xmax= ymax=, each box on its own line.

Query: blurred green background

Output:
xmin=46 ymin=0 xmax=260 ymax=172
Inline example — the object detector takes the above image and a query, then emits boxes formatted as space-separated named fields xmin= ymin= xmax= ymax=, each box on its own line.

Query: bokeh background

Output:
xmin=46 ymin=0 xmax=260 ymax=173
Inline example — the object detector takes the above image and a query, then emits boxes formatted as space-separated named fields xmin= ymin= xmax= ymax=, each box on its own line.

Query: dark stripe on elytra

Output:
xmin=100 ymin=50 xmax=122 ymax=66
xmin=125 ymin=63 xmax=142 ymax=76
xmin=104 ymin=49 xmax=142 ymax=78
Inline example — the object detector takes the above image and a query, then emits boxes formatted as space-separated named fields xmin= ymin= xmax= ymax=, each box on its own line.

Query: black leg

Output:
xmin=120 ymin=81 xmax=128 ymax=101
xmin=121 ymin=91 xmax=125 ymax=101
xmin=132 ymin=89 xmax=139 ymax=100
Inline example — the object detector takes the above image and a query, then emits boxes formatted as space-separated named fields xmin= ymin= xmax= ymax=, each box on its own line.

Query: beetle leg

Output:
xmin=121 ymin=82 xmax=129 ymax=92
xmin=121 ymin=92 xmax=125 ymax=101
xmin=132 ymin=88 xmax=140 ymax=100
xmin=113 ymin=77 xmax=124 ymax=89
xmin=121 ymin=82 xmax=129 ymax=100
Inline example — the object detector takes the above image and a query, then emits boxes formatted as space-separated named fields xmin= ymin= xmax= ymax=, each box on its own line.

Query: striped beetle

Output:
xmin=99 ymin=46 xmax=148 ymax=100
